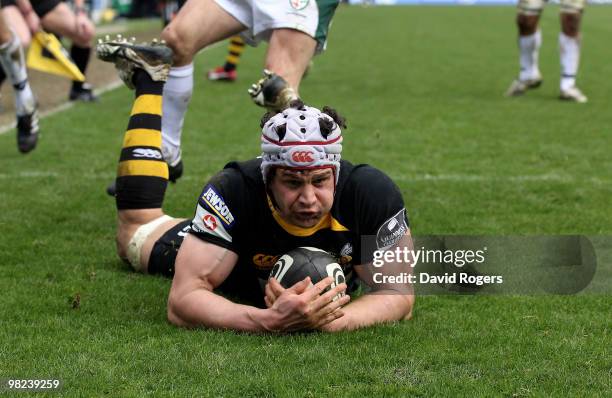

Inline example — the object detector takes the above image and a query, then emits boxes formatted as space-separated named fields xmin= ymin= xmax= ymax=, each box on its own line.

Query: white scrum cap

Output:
xmin=260 ymin=104 xmax=343 ymax=184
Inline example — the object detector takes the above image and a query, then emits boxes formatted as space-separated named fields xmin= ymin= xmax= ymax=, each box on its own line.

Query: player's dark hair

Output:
xmin=288 ymin=98 xmax=307 ymax=111
xmin=321 ymin=106 xmax=347 ymax=129
xmin=260 ymin=111 xmax=276 ymax=128
xmin=318 ymin=118 xmax=334 ymax=138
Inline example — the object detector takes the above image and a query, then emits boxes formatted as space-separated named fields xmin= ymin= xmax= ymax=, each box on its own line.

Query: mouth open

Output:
xmin=295 ymin=211 xmax=321 ymax=223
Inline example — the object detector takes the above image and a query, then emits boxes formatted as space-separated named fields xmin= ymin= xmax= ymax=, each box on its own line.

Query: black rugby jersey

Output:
xmin=189 ymin=158 xmax=409 ymax=285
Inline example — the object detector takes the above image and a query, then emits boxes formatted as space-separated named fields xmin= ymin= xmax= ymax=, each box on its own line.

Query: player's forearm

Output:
xmin=168 ymin=289 xmax=272 ymax=332
xmin=325 ymin=293 xmax=414 ymax=332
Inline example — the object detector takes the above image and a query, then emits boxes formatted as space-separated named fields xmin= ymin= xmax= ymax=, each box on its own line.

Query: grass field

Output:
xmin=1 ymin=5 xmax=611 ymax=396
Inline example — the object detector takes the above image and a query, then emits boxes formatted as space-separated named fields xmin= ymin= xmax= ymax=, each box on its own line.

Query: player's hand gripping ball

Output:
xmin=269 ymin=247 xmax=346 ymax=300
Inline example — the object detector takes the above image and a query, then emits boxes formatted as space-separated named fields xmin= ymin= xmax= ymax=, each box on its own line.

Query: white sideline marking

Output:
xmin=0 ymin=80 xmax=125 ymax=135
xmin=0 ymin=41 xmax=222 ymax=136
xmin=95 ymin=24 xmax=129 ymax=35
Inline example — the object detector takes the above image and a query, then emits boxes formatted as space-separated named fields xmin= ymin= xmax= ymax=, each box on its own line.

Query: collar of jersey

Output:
xmin=266 ymin=195 xmax=348 ymax=237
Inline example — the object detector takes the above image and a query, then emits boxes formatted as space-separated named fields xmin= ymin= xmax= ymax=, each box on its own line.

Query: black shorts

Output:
xmin=148 ymin=220 xmax=265 ymax=308
xmin=1 ymin=0 xmax=61 ymax=18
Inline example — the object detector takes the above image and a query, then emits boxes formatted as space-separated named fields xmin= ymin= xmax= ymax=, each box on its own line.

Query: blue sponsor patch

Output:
xmin=199 ymin=185 xmax=235 ymax=227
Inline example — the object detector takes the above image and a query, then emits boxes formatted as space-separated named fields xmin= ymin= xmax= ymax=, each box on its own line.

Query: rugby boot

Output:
xmin=96 ymin=35 xmax=173 ymax=88
xmin=248 ymin=69 xmax=298 ymax=111
xmin=505 ymin=75 xmax=543 ymax=97
xmin=167 ymin=156 xmax=183 ymax=183
xmin=207 ymin=66 xmax=237 ymax=82
xmin=16 ymin=109 xmax=39 ymax=153
xmin=69 ymin=82 xmax=99 ymax=102
xmin=559 ymin=86 xmax=588 ymax=103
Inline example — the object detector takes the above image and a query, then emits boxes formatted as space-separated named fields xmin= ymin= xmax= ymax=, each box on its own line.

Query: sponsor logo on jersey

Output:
xmin=202 ymin=214 xmax=217 ymax=231
xmin=338 ymin=243 xmax=353 ymax=265
xmin=132 ymin=148 xmax=162 ymax=159
xmin=376 ymin=208 xmax=408 ymax=250
xmin=252 ymin=253 xmax=280 ymax=270
xmin=200 ymin=185 xmax=235 ymax=227
xmin=289 ymin=0 xmax=309 ymax=10
xmin=291 ymin=151 xmax=315 ymax=163
xmin=340 ymin=243 xmax=353 ymax=257
xmin=192 ymin=207 xmax=233 ymax=243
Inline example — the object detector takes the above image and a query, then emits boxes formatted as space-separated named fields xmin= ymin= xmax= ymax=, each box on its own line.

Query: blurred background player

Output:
xmin=207 ymin=35 xmax=245 ymax=82
xmin=0 ymin=9 xmax=39 ymax=153
xmin=206 ymin=37 xmax=312 ymax=83
xmin=505 ymin=0 xmax=587 ymax=103
xmin=158 ymin=0 xmax=339 ymax=182
xmin=0 ymin=0 xmax=98 ymax=101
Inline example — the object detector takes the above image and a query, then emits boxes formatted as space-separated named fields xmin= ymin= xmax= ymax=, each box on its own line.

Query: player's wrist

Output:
xmin=248 ymin=307 xmax=280 ymax=332
xmin=321 ymin=312 xmax=349 ymax=332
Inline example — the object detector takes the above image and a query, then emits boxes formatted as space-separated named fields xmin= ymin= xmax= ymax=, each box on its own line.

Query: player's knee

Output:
xmin=79 ymin=24 xmax=95 ymax=45
xmin=12 ymin=32 xmax=31 ymax=48
xmin=517 ymin=14 xmax=540 ymax=35
xmin=10 ymin=26 xmax=31 ymax=47
xmin=167 ymin=298 xmax=187 ymax=327
xmin=115 ymin=220 xmax=136 ymax=261
xmin=21 ymin=33 xmax=31 ymax=48
xmin=116 ymin=239 xmax=126 ymax=261
xmin=115 ymin=218 xmax=141 ymax=268
xmin=161 ymin=24 xmax=194 ymax=64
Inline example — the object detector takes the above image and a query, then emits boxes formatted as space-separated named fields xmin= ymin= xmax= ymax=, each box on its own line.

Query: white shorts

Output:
xmin=215 ymin=0 xmax=339 ymax=53
xmin=127 ymin=215 xmax=174 ymax=271
xmin=518 ymin=0 xmax=586 ymax=15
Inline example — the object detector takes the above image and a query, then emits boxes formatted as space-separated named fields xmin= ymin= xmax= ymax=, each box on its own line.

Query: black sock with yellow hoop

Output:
xmin=115 ymin=69 xmax=168 ymax=210
xmin=223 ymin=36 xmax=245 ymax=72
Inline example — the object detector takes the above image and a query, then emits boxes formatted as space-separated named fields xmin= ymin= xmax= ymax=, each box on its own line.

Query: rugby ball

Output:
xmin=269 ymin=247 xmax=346 ymax=297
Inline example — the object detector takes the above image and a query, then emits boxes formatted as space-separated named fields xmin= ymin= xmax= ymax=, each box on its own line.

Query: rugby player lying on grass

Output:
xmin=97 ymin=38 xmax=414 ymax=333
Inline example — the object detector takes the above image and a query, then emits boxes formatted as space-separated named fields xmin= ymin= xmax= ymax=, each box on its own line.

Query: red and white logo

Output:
xmin=289 ymin=0 xmax=309 ymax=10
xmin=202 ymin=214 xmax=217 ymax=231
xmin=291 ymin=151 xmax=315 ymax=163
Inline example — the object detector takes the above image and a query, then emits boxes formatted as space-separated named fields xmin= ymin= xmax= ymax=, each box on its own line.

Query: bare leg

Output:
xmin=0 ymin=13 xmax=11 ymax=43
xmin=41 ymin=2 xmax=97 ymax=100
xmin=161 ymin=0 xmax=245 ymax=66
xmin=558 ymin=11 xmax=585 ymax=101
xmin=40 ymin=2 xmax=94 ymax=47
xmin=264 ymin=28 xmax=316 ymax=95
xmin=0 ymin=6 xmax=32 ymax=46
xmin=114 ymin=73 xmax=186 ymax=271
xmin=505 ymin=12 xmax=543 ymax=96
xmin=516 ymin=13 xmax=541 ymax=82
xmin=0 ymin=12 xmax=39 ymax=153
xmin=158 ymin=0 xmax=246 ymax=167
xmin=517 ymin=13 xmax=540 ymax=36
xmin=114 ymin=69 xmax=171 ymax=262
